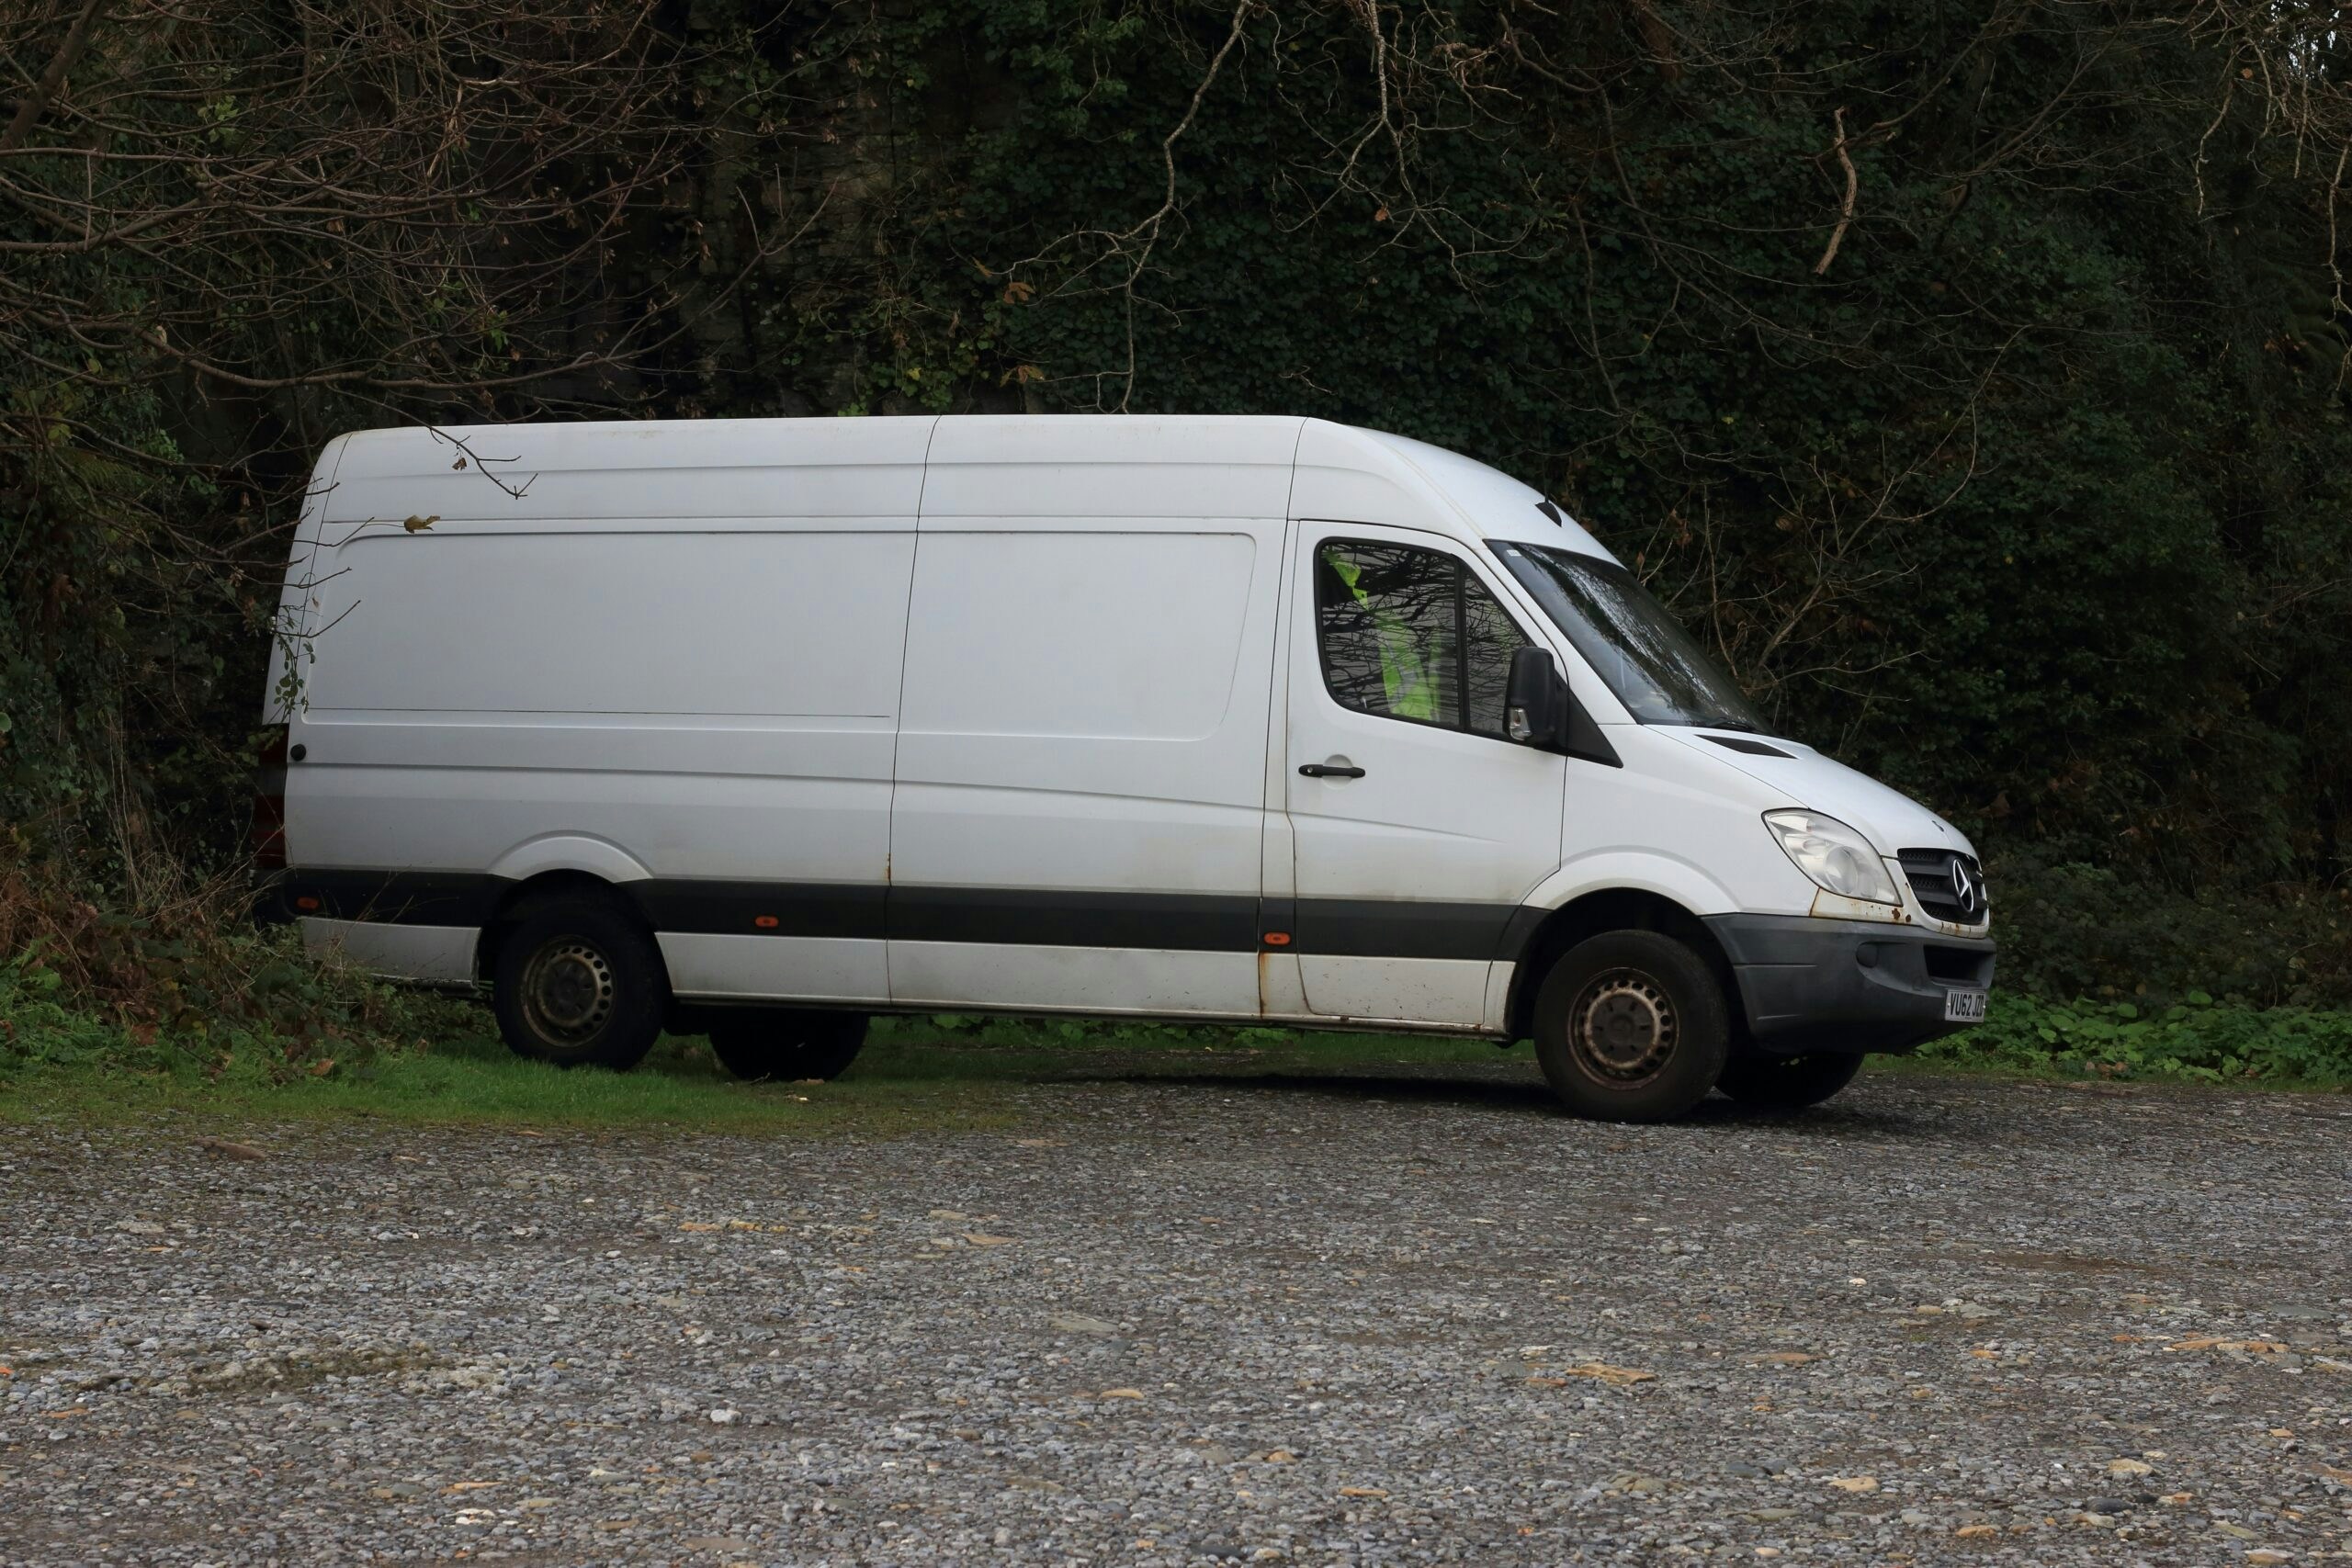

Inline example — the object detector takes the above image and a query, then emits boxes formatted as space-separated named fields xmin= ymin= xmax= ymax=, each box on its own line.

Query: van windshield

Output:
xmin=1491 ymin=541 xmax=1772 ymax=733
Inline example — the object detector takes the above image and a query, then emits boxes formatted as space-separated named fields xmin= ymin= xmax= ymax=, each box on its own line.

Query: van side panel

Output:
xmin=888 ymin=416 xmax=1300 ymax=1015
xmin=302 ymin=528 xmax=905 ymax=719
xmin=886 ymin=523 xmax=1283 ymax=1013
xmin=284 ymin=419 xmax=934 ymax=998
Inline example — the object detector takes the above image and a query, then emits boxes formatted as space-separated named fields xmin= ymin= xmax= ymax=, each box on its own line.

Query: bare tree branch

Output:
xmin=1813 ymin=107 xmax=1858 ymax=276
xmin=0 ymin=0 xmax=104 ymax=153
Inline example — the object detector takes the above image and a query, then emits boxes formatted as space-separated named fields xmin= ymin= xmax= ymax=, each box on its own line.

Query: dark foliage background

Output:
xmin=5 ymin=0 xmax=2349 ymax=1009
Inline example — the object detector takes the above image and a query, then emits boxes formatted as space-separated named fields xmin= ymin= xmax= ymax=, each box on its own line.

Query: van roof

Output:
xmin=317 ymin=415 xmax=1615 ymax=562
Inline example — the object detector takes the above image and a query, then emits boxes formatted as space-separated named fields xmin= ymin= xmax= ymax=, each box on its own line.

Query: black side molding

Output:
xmin=270 ymin=870 xmax=1531 ymax=963
xmin=267 ymin=869 xmax=504 ymax=926
xmin=631 ymin=880 xmax=886 ymax=941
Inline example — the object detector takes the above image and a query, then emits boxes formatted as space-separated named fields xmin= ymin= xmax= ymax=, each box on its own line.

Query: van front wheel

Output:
xmin=492 ymin=899 xmax=667 ymax=1071
xmin=1532 ymin=931 xmax=1731 ymax=1122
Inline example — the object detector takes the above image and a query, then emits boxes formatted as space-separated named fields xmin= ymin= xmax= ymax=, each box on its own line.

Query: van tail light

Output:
xmin=251 ymin=725 xmax=288 ymax=871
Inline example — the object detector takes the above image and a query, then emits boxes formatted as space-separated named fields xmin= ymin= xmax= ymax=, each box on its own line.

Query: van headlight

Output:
xmin=1763 ymin=810 xmax=1902 ymax=908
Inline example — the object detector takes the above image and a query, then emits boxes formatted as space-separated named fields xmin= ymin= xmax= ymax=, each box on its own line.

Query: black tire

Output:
xmin=1532 ymin=930 xmax=1731 ymax=1122
xmin=492 ymin=896 xmax=668 ymax=1070
xmin=1716 ymin=1050 xmax=1865 ymax=1111
xmin=706 ymin=1010 xmax=869 ymax=1081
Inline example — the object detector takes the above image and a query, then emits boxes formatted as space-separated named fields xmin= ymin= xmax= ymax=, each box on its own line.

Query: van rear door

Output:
xmin=1280 ymin=525 xmax=1566 ymax=1027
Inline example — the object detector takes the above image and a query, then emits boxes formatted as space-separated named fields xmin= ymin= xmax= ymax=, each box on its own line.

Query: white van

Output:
xmin=257 ymin=415 xmax=1992 ymax=1121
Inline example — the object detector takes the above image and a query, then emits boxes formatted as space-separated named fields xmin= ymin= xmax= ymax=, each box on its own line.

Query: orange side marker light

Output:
xmin=1262 ymin=931 xmax=1292 ymax=946
xmin=753 ymin=914 xmax=780 ymax=930
xmin=294 ymin=896 xmax=321 ymax=911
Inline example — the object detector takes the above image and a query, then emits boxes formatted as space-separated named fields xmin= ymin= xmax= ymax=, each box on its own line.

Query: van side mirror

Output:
xmin=1505 ymin=647 xmax=1568 ymax=747
xmin=1505 ymin=647 xmax=1623 ymax=767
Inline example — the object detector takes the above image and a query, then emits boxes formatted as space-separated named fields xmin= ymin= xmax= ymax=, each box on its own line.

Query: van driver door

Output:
xmin=1279 ymin=525 xmax=1567 ymax=1028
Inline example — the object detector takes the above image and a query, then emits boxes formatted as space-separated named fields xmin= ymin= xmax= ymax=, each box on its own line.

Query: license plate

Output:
xmin=1944 ymin=988 xmax=1988 ymax=1024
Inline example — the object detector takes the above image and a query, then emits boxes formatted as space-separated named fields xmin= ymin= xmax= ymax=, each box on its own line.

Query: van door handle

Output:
xmin=1299 ymin=761 xmax=1366 ymax=779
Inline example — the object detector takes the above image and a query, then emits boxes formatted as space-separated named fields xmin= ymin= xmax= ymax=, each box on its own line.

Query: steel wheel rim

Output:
xmin=1569 ymin=967 xmax=1679 ymax=1087
xmin=521 ymin=937 xmax=615 ymax=1046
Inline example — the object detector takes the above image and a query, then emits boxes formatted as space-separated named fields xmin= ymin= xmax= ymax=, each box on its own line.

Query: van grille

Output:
xmin=1897 ymin=849 xmax=1988 ymax=927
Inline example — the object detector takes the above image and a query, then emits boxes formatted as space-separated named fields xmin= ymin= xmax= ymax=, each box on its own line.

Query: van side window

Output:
xmin=1316 ymin=541 xmax=1530 ymax=737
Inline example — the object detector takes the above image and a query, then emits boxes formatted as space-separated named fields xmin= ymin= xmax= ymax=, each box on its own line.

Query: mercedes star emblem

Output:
xmin=1950 ymin=859 xmax=1980 ymax=916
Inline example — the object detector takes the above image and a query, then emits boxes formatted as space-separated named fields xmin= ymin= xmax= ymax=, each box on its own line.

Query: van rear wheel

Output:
xmin=706 ymin=1010 xmax=869 ymax=1081
xmin=1532 ymin=931 xmax=1730 ymax=1122
xmin=492 ymin=898 xmax=667 ymax=1070
xmin=1716 ymin=1050 xmax=1864 ymax=1110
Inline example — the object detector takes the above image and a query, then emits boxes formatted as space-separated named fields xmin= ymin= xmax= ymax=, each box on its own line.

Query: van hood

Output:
xmin=1653 ymin=729 xmax=1976 ymax=858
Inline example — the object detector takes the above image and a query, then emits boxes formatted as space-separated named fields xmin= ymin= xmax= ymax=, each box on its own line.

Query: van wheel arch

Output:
xmin=1505 ymin=889 xmax=1740 ymax=1044
xmin=475 ymin=871 xmax=662 ymax=987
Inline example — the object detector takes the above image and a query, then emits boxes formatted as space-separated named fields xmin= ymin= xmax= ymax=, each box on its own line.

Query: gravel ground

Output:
xmin=6 ymin=1062 xmax=2352 ymax=1566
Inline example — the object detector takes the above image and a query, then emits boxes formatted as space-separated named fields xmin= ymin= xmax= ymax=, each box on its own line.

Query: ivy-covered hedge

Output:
xmin=1987 ymin=853 xmax=2351 ymax=1008
xmin=1917 ymin=991 xmax=2352 ymax=1086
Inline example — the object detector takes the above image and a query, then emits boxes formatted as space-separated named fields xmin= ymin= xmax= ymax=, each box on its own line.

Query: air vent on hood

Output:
xmin=1701 ymin=734 xmax=1793 ymax=758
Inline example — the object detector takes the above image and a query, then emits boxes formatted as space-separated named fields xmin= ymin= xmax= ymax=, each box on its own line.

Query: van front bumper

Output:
xmin=1701 ymin=914 xmax=1995 ymax=1055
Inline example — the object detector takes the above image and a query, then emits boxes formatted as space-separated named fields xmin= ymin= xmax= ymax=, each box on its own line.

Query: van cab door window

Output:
xmin=1315 ymin=540 xmax=1528 ymax=737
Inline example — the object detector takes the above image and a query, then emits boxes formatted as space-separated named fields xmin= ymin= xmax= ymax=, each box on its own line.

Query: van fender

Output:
xmin=486 ymin=834 xmax=653 ymax=887
xmin=1487 ymin=852 xmax=1749 ymax=1036
xmin=1515 ymin=852 xmax=1744 ymax=931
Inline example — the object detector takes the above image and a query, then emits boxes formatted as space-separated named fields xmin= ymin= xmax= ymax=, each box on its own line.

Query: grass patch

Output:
xmin=2 ymin=1026 xmax=1019 ymax=1137
xmin=0 ymin=983 xmax=1515 ymax=1135
xmin=1915 ymin=990 xmax=2352 ymax=1089
xmin=9 ymin=956 xmax=2348 ymax=1134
